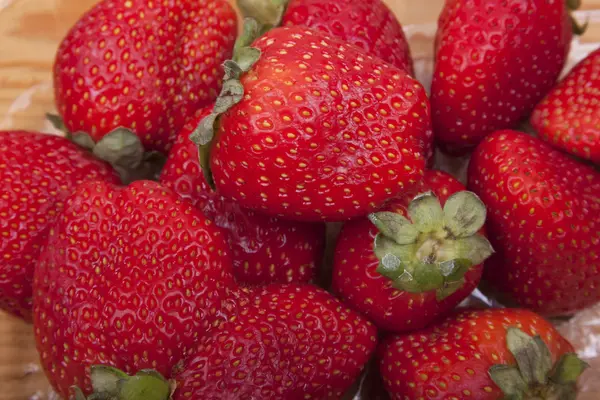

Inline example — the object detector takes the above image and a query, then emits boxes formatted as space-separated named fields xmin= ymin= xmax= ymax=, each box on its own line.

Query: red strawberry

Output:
xmin=195 ymin=22 xmax=432 ymax=222
xmin=379 ymin=308 xmax=587 ymax=400
xmin=332 ymin=170 xmax=493 ymax=332
xmin=160 ymin=107 xmax=326 ymax=285
xmin=50 ymin=0 xmax=237 ymax=173
xmin=33 ymin=180 xmax=237 ymax=398
xmin=237 ymin=0 xmax=414 ymax=74
xmin=468 ymin=130 xmax=600 ymax=316
xmin=531 ymin=47 xmax=600 ymax=164
xmin=173 ymin=284 xmax=377 ymax=399
xmin=0 ymin=131 xmax=119 ymax=321
xmin=431 ymin=0 xmax=578 ymax=155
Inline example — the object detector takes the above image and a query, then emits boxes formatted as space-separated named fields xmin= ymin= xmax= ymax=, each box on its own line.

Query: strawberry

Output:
xmin=173 ymin=284 xmax=377 ymax=399
xmin=194 ymin=21 xmax=432 ymax=222
xmin=379 ymin=308 xmax=587 ymax=400
xmin=32 ymin=180 xmax=237 ymax=398
xmin=160 ymin=107 xmax=327 ymax=285
xmin=431 ymin=0 xmax=579 ymax=155
xmin=468 ymin=130 xmax=600 ymax=316
xmin=49 ymin=0 xmax=237 ymax=175
xmin=531 ymin=47 xmax=600 ymax=164
xmin=237 ymin=0 xmax=414 ymax=74
xmin=0 ymin=131 xmax=119 ymax=321
xmin=332 ymin=170 xmax=493 ymax=332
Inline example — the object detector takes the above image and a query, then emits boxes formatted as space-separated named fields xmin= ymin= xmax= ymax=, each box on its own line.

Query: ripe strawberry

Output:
xmin=237 ymin=0 xmax=414 ymax=74
xmin=431 ymin=0 xmax=578 ymax=155
xmin=332 ymin=170 xmax=493 ymax=332
xmin=160 ymin=108 xmax=326 ymax=285
xmin=0 ymin=131 xmax=119 ymax=321
xmin=531 ymin=47 xmax=600 ymax=164
xmin=33 ymin=180 xmax=237 ymax=398
xmin=43 ymin=282 xmax=376 ymax=400
xmin=173 ymin=284 xmax=377 ymax=399
xmin=379 ymin=308 xmax=587 ymax=400
xmin=468 ymin=130 xmax=600 ymax=316
xmin=195 ymin=22 xmax=432 ymax=222
xmin=50 ymin=0 xmax=237 ymax=171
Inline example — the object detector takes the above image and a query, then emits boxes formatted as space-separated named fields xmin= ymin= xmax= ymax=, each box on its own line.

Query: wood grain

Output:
xmin=0 ymin=0 xmax=599 ymax=399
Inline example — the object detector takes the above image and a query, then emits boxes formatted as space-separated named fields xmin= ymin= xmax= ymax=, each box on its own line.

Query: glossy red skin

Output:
xmin=332 ymin=170 xmax=484 ymax=333
xmin=531 ymin=47 xmax=600 ymax=163
xmin=468 ymin=130 xmax=600 ymax=316
xmin=282 ymin=0 xmax=414 ymax=75
xmin=212 ymin=26 xmax=431 ymax=222
xmin=33 ymin=180 xmax=237 ymax=398
xmin=0 ymin=131 xmax=119 ymax=321
xmin=431 ymin=0 xmax=572 ymax=155
xmin=53 ymin=0 xmax=237 ymax=154
xmin=160 ymin=110 xmax=327 ymax=285
xmin=379 ymin=308 xmax=575 ymax=400
xmin=174 ymin=284 xmax=378 ymax=399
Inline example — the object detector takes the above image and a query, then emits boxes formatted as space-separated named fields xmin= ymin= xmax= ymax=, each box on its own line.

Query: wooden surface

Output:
xmin=1 ymin=0 xmax=600 ymax=399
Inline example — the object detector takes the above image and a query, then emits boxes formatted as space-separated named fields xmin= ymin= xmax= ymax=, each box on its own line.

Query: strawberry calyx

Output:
xmin=190 ymin=18 xmax=262 ymax=189
xmin=566 ymin=0 xmax=588 ymax=35
xmin=69 ymin=366 xmax=175 ymax=400
xmin=236 ymin=0 xmax=290 ymax=30
xmin=489 ymin=328 xmax=588 ymax=400
xmin=369 ymin=191 xmax=493 ymax=300
xmin=46 ymin=113 xmax=166 ymax=185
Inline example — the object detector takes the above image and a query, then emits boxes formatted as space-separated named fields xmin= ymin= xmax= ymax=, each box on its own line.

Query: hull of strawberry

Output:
xmin=1 ymin=1 xmax=600 ymax=399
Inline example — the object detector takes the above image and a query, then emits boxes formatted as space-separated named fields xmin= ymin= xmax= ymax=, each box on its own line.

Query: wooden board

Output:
xmin=1 ymin=0 xmax=600 ymax=399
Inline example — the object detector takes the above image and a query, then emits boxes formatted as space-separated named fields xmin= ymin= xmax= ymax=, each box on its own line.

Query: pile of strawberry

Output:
xmin=1 ymin=0 xmax=598 ymax=399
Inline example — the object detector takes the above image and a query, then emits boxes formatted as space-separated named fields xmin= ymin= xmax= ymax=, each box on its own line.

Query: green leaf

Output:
xmin=438 ymin=258 xmax=472 ymax=280
xmin=453 ymin=235 xmax=495 ymax=266
xmin=551 ymin=353 xmax=589 ymax=384
xmin=234 ymin=17 xmax=262 ymax=52
xmin=506 ymin=328 xmax=553 ymax=385
xmin=236 ymin=0 xmax=290 ymax=29
xmin=375 ymin=257 xmax=405 ymax=281
xmin=436 ymin=280 xmax=464 ymax=300
xmin=373 ymin=234 xmax=415 ymax=280
xmin=567 ymin=0 xmax=582 ymax=11
xmin=190 ymin=113 xmax=218 ymax=147
xmin=234 ymin=47 xmax=262 ymax=73
xmin=533 ymin=336 xmax=554 ymax=384
xmin=214 ymin=80 xmax=245 ymax=115
xmin=223 ymin=60 xmax=243 ymax=81
xmin=413 ymin=262 xmax=444 ymax=292
xmin=488 ymin=365 xmax=527 ymax=398
xmin=368 ymin=212 xmax=419 ymax=245
xmin=407 ymin=192 xmax=444 ymax=233
xmin=570 ymin=14 xmax=589 ymax=36
xmin=117 ymin=373 xmax=171 ymax=400
xmin=69 ymin=387 xmax=88 ymax=400
xmin=90 ymin=365 xmax=128 ymax=393
xmin=71 ymin=132 xmax=97 ymax=151
xmin=199 ymin=143 xmax=214 ymax=188
xmin=391 ymin=270 xmax=421 ymax=293
xmin=92 ymin=128 xmax=144 ymax=169
xmin=443 ymin=191 xmax=487 ymax=238
xmin=46 ymin=113 xmax=68 ymax=133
